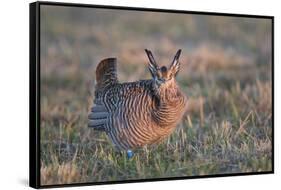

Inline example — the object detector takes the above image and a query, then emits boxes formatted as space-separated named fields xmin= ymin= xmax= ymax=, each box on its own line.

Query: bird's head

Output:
xmin=145 ymin=49 xmax=182 ymax=88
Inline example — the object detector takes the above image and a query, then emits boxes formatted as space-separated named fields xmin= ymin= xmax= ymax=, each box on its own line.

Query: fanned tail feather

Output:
xmin=88 ymin=58 xmax=118 ymax=131
xmin=95 ymin=58 xmax=118 ymax=93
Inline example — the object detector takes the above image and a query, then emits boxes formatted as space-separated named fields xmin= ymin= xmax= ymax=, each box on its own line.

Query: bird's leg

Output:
xmin=126 ymin=150 xmax=134 ymax=159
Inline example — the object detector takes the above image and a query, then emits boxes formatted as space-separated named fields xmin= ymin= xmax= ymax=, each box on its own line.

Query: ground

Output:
xmin=40 ymin=5 xmax=272 ymax=185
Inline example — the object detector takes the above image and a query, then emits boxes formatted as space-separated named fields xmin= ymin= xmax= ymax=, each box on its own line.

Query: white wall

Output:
xmin=0 ymin=0 xmax=279 ymax=189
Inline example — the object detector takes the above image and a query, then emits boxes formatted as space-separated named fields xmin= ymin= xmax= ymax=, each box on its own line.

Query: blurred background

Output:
xmin=40 ymin=5 xmax=272 ymax=185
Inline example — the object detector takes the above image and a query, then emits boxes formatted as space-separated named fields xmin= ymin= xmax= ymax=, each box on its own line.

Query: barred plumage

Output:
xmin=88 ymin=49 xmax=187 ymax=151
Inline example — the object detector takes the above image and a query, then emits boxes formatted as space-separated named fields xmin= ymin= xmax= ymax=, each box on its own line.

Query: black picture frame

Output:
xmin=29 ymin=1 xmax=274 ymax=188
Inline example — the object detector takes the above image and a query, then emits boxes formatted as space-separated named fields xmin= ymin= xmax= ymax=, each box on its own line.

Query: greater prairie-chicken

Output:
xmin=88 ymin=49 xmax=187 ymax=156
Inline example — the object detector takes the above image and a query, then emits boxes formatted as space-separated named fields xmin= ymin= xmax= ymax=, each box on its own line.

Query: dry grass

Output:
xmin=40 ymin=6 xmax=272 ymax=185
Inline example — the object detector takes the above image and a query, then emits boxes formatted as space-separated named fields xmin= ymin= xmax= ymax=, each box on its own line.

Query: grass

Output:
xmin=40 ymin=5 xmax=272 ymax=185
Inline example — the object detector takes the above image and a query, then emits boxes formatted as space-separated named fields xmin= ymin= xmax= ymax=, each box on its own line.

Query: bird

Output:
xmin=88 ymin=49 xmax=187 ymax=158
